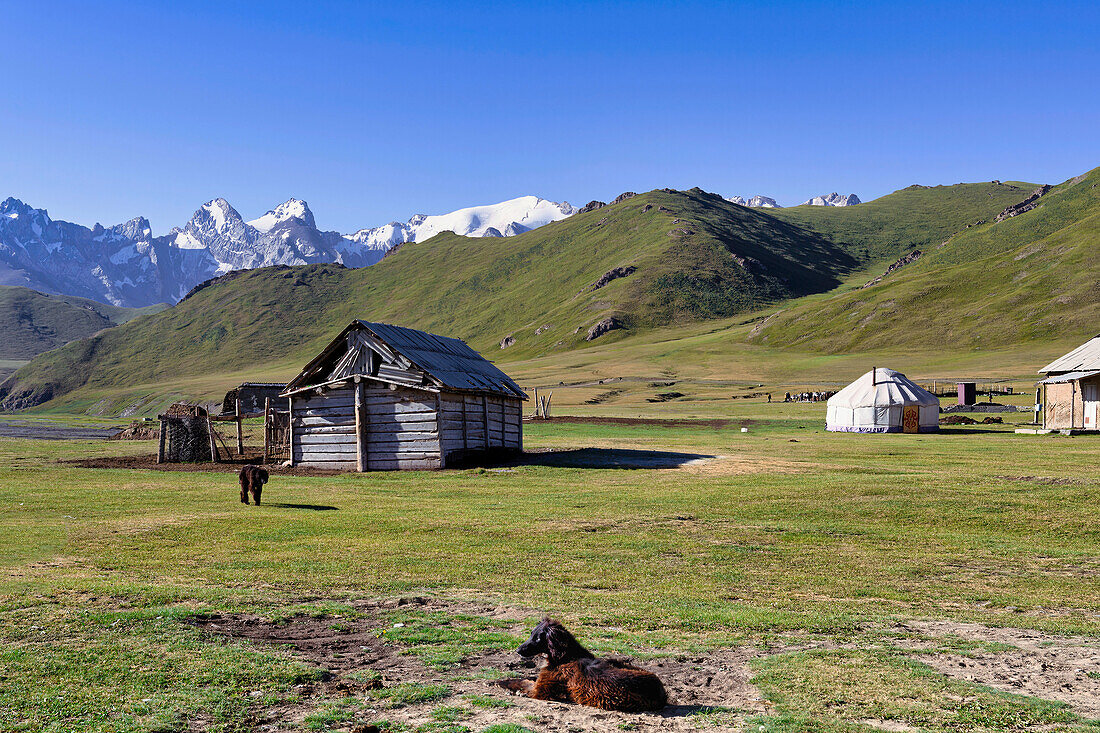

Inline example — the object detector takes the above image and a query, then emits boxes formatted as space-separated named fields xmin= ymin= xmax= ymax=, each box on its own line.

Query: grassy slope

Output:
xmin=750 ymin=167 xmax=1100 ymax=353
xmin=0 ymin=285 xmax=166 ymax=361
xmin=767 ymin=180 xmax=1035 ymax=262
xmin=0 ymin=179 xmax=1050 ymax=413
xmin=0 ymin=189 xmax=856 ymax=410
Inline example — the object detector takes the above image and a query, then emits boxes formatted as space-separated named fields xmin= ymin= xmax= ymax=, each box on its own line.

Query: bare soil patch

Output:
xmin=893 ymin=620 xmax=1100 ymax=717
xmin=190 ymin=597 xmax=767 ymax=732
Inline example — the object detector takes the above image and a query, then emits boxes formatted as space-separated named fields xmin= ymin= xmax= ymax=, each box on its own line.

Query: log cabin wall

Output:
xmin=439 ymin=392 xmax=522 ymax=463
xmin=290 ymin=386 xmax=359 ymax=470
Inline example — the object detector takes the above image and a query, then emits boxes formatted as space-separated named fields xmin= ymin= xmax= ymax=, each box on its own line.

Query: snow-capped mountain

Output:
xmin=346 ymin=196 xmax=576 ymax=251
xmin=0 ymin=194 xmax=575 ymax=308
xmin=802 ymin=192 xmax=861 ymax=207
xmin=726 ymin=195 xmax=780 ymax=208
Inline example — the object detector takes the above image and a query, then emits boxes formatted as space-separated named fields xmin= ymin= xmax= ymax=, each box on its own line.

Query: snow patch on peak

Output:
xmin=344 ymin=195 xmax=575 ymax=251
xmin=248 ymin=198 xmax=315 ymax=232
xmin=802 ymin=192 xmax=861 ymax=207
xmin=726 ymin=195 xmax=780 ymax=208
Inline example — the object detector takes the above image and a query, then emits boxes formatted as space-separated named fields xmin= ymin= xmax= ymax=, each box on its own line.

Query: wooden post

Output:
xmin=287 ymin=397 xmax=294 ymax=467
xmin=156 ymin=417 xmax=167 ymax=464
xmin=354 ymin=380 xmax=367 ymax=472
xmin=206 ymin=415 xmax=219 ymax=463
xmin=263 ymin=397 xmax=271 ymax=464
xmin=435 ymin=392 xmax=445 ymax=469
xmin=533 ymin=387 xmax=539 ymax=418
xmin=482 ymin=394 xmax=490 ymax=450
xmin=461 ymin=396 xmax=468 ymax=452
xmin=235 ymin=397 xmax=244 ymax=455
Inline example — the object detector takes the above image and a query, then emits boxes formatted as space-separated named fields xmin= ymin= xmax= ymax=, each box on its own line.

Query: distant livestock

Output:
xmin=501 ymin=618 xmax=667 ymax=712
xmin=238 ymin=465 xmax=269 ymax=505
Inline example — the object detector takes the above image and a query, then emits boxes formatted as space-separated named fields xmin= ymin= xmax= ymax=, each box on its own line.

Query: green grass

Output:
xmin=2 ymin=408 xmax=1100 ymax=729
xmin=751 ymin=649 xmax=1080 ymax=732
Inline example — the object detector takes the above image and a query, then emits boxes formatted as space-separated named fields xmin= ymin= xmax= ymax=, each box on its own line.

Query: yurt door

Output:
xmin=1083 ymin=383 xmax=1099 ymax=429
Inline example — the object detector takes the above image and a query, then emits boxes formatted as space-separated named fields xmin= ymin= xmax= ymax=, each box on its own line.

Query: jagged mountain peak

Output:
xmin=726 ymin=195 xmax=780 ymax=208
xmin=803 ymin=192 xmax=861 ymax=207
xmin=248 ymin=198 xmax=315 ymax=233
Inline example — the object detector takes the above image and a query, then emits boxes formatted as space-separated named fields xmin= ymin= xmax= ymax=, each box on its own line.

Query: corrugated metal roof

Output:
xmin=1038 ymin=370 xmax=1100 ymax=384
xmin=1040 ymin=335 xmax=1100 ymax=374
xmin=358 ymin=321 xmax=527 ymax=399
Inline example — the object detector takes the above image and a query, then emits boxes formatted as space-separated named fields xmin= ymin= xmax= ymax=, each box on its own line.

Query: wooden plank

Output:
xmin=297 ymin=461 xmax=357 ymax=469
xmin=235 ymin=397 xmax=244 ymax=455
xmin=298 ymin=393 xmax=356 ymax=407
xmin=366 ymin=439 xmax=439 ymax=452
xmin=296 ymin=424 xmax=358 ymax=435
xmin=461 ymin=396 xmax=469 ymax=452
xmin=293 ymin=450 xmax=358 ymax=461
xmin=355 ymin=381 xmax=367 ymax=473
xmin=206 ymin=415 xmax=219 ymax=463
xmin=482 ymin=394 xmax=489 ymax=450
xmin=296 ymin=434 xmax=359 ymax=446
xmin=292 ymin=440 xmax=356 ymax=451
xmin=287 ymin=397 xmax=294 ymax=466
xmin=157 ymin=420 xmax=166 ymax=464
xmin=368 ymin=451 xmax=439 ymax=461
xmin=366 ymin=431 xmax=438 ymax=441
xmin=296 ymin=404 xmax=357 ymax=416
xmin=294 ymin=416 xmax=357 ymax=428
xmin=367 ymin=458 xmax=441 ymax=471
xmin=363 ymin=411 xmax=439 ymax=425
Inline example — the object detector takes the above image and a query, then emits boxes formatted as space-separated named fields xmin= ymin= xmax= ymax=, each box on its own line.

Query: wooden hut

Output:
xmin=1038 ymin=335 xmax=1100 ymax=430
xmin=280 ymin=321 xmax=527 ymax=470
xmin=221 ymin=383 xmax=287 ymax=416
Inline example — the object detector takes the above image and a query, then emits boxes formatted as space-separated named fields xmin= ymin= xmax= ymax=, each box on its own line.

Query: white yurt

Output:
xmin=826 ymin=368 xmax=940 ymax=433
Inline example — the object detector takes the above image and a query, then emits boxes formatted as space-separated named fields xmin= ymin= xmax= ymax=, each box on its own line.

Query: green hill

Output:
xmin=0 ymin=179 xmax=1046 ymax=412
xmin=0 ymin=286 xmax=164 ymax=362
xmin=0 ymin=188 xmax=859 ymax=410
xmin=767 ymin=180 xmax=1035 ymax=262
xmin=750 ymin=167 xmax=1100 ymax=352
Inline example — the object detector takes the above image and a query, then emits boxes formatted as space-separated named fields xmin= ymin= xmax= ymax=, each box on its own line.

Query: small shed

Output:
xmin=280 ymin=321 xmax=527 ymax=470
xmin=1038 ymin=335 xmax=1100 ymax=430
xmin=826 ymin=368 xmax=940 ymax=433
xmin=221 ymin=383 xmax=287 ymax=416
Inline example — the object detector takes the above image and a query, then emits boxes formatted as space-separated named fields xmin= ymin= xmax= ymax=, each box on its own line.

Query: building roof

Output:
xmin=1040 ymin=335 xmax=1100 ymax=374
xmin=1038 ymin=370 xmax=1100 ymax=384
xmin=283 ymin=321 xmax=527 ymax=399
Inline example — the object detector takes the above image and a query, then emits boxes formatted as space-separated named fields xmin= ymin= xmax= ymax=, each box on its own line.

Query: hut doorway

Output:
xmin=1083 ymin=383 xmax=1099 ymax=429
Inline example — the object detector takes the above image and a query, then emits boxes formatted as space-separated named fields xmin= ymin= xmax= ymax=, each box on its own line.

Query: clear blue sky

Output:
xmin=2 ymin=1 xmax=1097 ymax=234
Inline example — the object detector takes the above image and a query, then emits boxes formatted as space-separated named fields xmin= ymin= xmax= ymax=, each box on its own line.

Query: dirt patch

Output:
xmin=190 ymin=598 xmax=767 ymax=732
xmin=62 ymin=455 xmax=343 ymax=476
xmin=543 ymin=416 xmax=734 ymax=429
xmin=894 ymin=620 xmax=1100 ymax=717
xmin=108 ymin=421 xmax=160 ymax=440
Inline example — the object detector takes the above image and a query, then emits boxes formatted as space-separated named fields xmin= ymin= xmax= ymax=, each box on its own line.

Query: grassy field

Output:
xmin=2 ymin=400 xmax=1099 ymax=732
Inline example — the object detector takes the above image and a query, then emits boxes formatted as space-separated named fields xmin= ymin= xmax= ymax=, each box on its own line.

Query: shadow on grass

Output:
xmin=262 ymin=502 xmax=339 ymax=511
xmin=517 ymin=448 xmax=714 ymax=470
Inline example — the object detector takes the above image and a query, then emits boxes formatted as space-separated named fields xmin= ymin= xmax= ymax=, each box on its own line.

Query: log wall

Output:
xmin=292 ymin=384 xmax=522 ymax=470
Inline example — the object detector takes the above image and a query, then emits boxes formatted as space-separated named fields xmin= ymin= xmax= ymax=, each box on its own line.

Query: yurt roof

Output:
xmin=827 ymin=368 xmax=939 ymax=409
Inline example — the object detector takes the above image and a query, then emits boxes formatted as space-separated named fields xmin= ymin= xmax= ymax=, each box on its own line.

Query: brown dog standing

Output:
xmin=238 ymin=465 xmax=268 ymax=505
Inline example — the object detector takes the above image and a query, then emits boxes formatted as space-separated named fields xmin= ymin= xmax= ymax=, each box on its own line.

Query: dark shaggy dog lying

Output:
xmin=500 ymin=618 xmax=667 ymax=712
xmin=238 ymin=465 xmax=268 ymax=505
